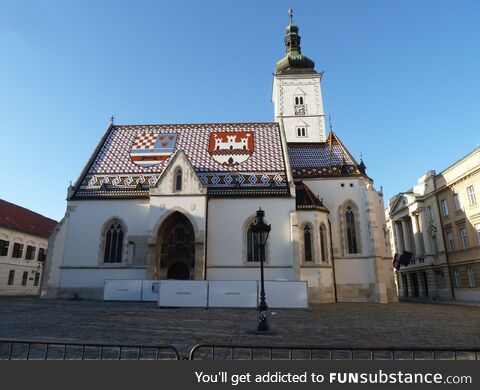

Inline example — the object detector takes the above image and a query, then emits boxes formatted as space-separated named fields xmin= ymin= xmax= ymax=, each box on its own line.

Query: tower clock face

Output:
xmin=294 ymin=104 xmax=306 ymax=116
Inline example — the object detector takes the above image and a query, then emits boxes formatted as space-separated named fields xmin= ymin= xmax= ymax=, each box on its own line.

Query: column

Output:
xmin=394 ymin=221 xmax=404 ymax=254
xmin=419 ymin=209 xmax=433 ymax=255
xmin=411 ymin=213 xmax=423 ymax=257
xmin=401 ymin=218 xmax=413 ymax=253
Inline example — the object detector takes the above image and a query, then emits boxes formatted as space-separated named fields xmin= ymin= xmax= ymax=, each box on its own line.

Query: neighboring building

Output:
xmin=0 ymin=199 xmax=57 ymax=296
xmin=386 ymin=147 xmax=480 ymax=302
xmin=42 ymin=10 xmax=396 ymax=304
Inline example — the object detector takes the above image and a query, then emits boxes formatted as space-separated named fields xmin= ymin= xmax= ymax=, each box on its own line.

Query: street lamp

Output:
xmin=250 ymin=208 xmax=271 ymax=332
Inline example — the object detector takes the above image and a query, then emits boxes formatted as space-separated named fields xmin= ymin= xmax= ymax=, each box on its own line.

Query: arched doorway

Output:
xmin=154 ymin=211 xmax=195 ymax=280
xmin=167 ymin=263 xmax=190 ymax=280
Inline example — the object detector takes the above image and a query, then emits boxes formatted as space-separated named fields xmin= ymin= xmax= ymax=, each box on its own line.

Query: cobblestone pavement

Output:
xmin=1 ymin=298 xmax=479 ymax=357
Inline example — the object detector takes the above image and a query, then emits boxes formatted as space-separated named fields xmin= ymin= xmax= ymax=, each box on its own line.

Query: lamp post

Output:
xmin=250 ymin=208 xmax=271 ymax=332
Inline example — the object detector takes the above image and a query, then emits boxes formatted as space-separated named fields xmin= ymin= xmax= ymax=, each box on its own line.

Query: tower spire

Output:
xmin=275 ymin=8 xmax=316 ymax=74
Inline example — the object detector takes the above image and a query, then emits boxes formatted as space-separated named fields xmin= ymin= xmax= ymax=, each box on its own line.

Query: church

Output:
xmin=42 ymin=10 xmax=396 ymax=304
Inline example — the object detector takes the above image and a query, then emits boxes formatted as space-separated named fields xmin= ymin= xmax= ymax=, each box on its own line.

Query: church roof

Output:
xmin=72 ymin=122 xmax=290 ymax=199
xmin=0 ymin=199 xmax=57 ymax=239
xmin=294 ymin=182 xmax=328 ymax=212
xmin=287 ymin=132 xmax=368 ymax=179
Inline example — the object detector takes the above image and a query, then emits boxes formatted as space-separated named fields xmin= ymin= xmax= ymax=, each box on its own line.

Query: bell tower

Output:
xmin=272 ymin=9 xmax=327 ymax=143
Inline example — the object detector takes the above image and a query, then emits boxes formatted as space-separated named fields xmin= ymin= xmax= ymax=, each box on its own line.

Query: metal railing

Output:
xmin=189 ymin=343 xmax=480 ymax=361
xmin=2 ymin=338 xmax=479 ymax=360
xmin=0 ymin=338 xmax=180 ymax=360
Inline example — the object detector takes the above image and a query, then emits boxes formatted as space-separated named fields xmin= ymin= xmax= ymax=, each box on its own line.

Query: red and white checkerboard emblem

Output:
xmin=130 ymin=132 xmax=177 ymax=167
xmin=132 ymin=132 xmax=157 ymax=150
xmin=208 ymin=131 xmax=254 ymax=166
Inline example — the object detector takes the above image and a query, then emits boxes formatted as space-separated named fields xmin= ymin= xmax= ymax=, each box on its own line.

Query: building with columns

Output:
xmin=386 ymin=147 xmax=480 ymax=302
xmin=42 ymin=10 xmax=396 ymax=304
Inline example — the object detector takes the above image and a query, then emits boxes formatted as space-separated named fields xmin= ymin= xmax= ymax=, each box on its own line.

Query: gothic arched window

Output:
xmin=345 ymin=206 xmax=358 ymax=254
xmin=320 ymin=224 xmax=328 ymax=262
xmin=247 ymin=223 xmax=261 ymax=262
xmin=174 ymin=168 xmax=182 ymax=192
xmin=304 ymin=225 xmax=313 ymax=262
xmin=103 ymin=220 xmax=124 ymax=263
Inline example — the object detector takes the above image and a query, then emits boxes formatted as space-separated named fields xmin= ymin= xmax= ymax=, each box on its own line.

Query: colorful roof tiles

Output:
xmin=73 ymin=123 xmax=290 ymax=198
xmin=287 ymin=132 xmax=365 ymax=178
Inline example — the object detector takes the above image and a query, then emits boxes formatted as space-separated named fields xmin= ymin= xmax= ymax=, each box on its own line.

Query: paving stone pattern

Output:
xmin=1 ymin=298 xmax=479 ymax=357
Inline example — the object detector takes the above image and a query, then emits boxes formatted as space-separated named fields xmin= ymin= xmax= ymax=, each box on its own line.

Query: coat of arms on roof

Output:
xmin=130 ymin=132 xmax=177 ymax=167
xmin=208 ymin=131 xmax=254 ymax=167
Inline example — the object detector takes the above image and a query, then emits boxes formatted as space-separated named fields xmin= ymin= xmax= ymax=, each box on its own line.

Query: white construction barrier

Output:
xmin=103 ymin=279 xmax=309 ymax=308
xmin=141 ymin=281 xmax=160 ymax=301
xmin=208 ymin=280 xmax=258 ymax=308
xmin=261 ymin=281 xmax=308 ymax=309
xmin=103 ymin=279 xmax=143 ymax=301
xmin=158 ymin=280 xmax=208 ymax=307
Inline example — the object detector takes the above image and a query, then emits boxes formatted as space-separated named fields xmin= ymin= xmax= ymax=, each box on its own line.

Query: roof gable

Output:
xmin=151 ymin=149 xmax=206 ymax=196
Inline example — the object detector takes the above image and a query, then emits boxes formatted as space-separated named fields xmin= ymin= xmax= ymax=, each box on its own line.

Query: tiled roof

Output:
xmin=0 ymin=199 xmax=57 ymax=239
xmin=295 ymin=182 xmax=329 ymax=211
xmin=73 ymin=123 xmax=289 ymax=198
xmin=288 ymin=132 xmax=365 ymax=178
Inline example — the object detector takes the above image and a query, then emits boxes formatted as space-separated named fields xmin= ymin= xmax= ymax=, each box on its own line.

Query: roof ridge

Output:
xmin=113 ymin=121 xmax=280 ymax=128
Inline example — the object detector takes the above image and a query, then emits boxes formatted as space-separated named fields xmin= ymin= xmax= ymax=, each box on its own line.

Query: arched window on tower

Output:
xmin=174 ymin=168 xmax=182 ymax=192
xmin=320 ymin=224 xmax=328 ymax=262
xmin=296 ymin=127 xmax=307 ymax=137
xmin=304 ymin=225 xmax=313 ymax=262
xmin=103 ymin=220 xmax=124 ymax=263
xmin=345 ymin=206 xmax=358 ymax=254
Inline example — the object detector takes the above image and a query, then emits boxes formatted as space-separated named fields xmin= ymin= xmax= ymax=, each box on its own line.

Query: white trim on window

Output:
xmin=447 ymin=231 xmax=455 ymax=252
xmin=459 ymin=227 xmax=469 ymax=249
xmin=467 ymin=267 xmax=476 ymax=288
xmin=441 ymin=199 xmax=449 ymax=217
xmin=467 ymin=185 xmax=477 ymax=206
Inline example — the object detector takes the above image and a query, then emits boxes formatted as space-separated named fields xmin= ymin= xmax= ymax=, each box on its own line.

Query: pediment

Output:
xmin=389 ymin=195 xmax=409 ymax=215
xmin=294 ymin=87 xmax=306 ymax=95
xmin=150 ymin=149 xmax=206 ymax=196
xmin=295 ymin=119 xmax=308 ymax=127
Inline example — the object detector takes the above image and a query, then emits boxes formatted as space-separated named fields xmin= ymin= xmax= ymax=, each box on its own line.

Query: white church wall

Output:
xmin=334 ymin=258 xmax=376 ymax=284
xmin=60 ymin=268 xmax=146 ymax=289
xmin=207 ymin=267 xmax=293 ymax=281
xmin=304 ymin=177 xmax=372 ymax=258
xmin=41 ymin=215 xmax=68 ymax=298
xmin=303 ymin=176 xmax=395 ymax=302
xmin=61 ymin=199 xmax=150 ymax=268
xmin=206 ymin=197 xmax=296 ymax=280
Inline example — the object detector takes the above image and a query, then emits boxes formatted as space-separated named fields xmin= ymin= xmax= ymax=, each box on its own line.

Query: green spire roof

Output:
xmin=275 ymin=8 xmax=316 ymax=75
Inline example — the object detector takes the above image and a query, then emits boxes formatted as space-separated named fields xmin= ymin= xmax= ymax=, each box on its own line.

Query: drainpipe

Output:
xmin=435 ymin=196 xmax=455 ymax=300
xmin=328 ymin=218 xmax=338 ymax=302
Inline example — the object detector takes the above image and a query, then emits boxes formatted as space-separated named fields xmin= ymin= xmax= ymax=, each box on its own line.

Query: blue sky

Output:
xmin=1 ymin=0 xmax=479 ymax=221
